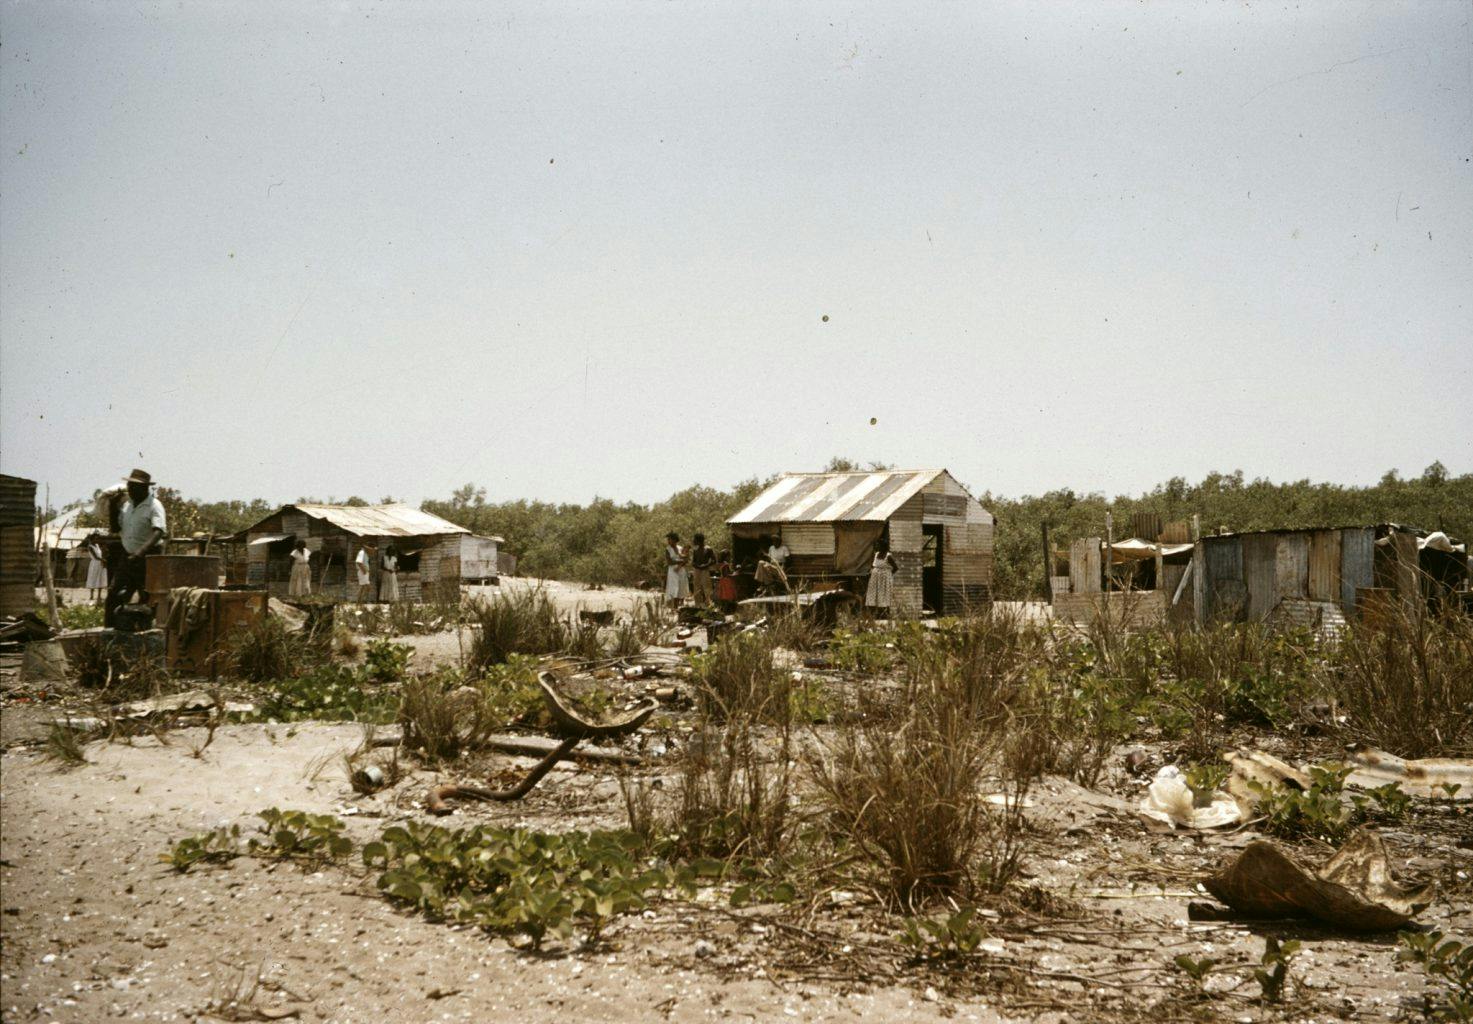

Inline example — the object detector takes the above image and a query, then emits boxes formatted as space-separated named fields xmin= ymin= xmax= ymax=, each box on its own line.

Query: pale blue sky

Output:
xmin=2 ymin=1 xmax=1469 ymax=508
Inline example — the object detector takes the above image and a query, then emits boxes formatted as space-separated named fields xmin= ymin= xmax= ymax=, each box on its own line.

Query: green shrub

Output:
xmin=466 ymin=589 xmax=569 ymax=670
xmin=365 ymin=822 xmax=683 ymax=949
xmin=229 ymin=616 xmax=310 ymax=682
xmin=254 ymin=664 xmax=397 ymax=723
xmin=364 ymin=638 xmax=413 ymax=683
xmin=1399 ymin=930 xmax=1473 ymax=1021
xmin=1249 ymin=763 xmax=1355 ymax=842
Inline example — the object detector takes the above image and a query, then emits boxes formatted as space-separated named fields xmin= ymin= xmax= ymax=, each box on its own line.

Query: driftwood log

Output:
xmin=425 ymin=672 xmax=657 ymax=815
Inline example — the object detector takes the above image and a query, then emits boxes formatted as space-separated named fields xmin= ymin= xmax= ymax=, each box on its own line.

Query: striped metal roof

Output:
xmin=287 ymin=503 xmax=468 ymax=538
xmin=727 ymin=470 xmax=948 ymax=524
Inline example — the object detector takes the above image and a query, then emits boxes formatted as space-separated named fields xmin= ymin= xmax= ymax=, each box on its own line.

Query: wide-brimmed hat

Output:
xmin=125 ymin=468 xmax=152 ymax=485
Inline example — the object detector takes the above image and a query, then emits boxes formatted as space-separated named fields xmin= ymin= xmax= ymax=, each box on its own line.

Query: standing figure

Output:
xmin=865 ymin=542 xmax=898 ymax=616
xmin=354 ymin=546 xmax=373 ymax=603
xmin=766 ymin=534 xmax=790 ymax=572
xmin=104 ymin=469 xmax=167 ymax=627
xmin=288 ymin=540 xmax=313 ymax=598
xmin=84 ymin=533 xmax=108 ymax=602
xmin=689 ymin=532 xmax=716 ymax=606
xmin=379 ymin=544 xmax=400 ymax=603
xmin=755 ymin=533 xmax=790 ymax=594
xmin=663 ymin=532 xmax=689 ymax=606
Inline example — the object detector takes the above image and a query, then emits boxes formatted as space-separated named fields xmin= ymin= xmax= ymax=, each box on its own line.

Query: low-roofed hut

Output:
xmin=726 ymin=469 xmax=994 ymax=617
xmin=234 ymin=503 xmax=468 ymax=602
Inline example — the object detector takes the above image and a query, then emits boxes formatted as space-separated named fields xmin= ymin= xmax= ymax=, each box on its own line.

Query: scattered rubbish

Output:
xmin=351 ymin=765 xmax=386 ymax=793
xmin=675 ymin=626 xmax=694 ymax=640
xmin=1139 ymin=765 xmax=1241 ymax=830
xmin=47 ymin=688 xmax=254 ymax=734
xmin=577 ymin=609 xmax=615 ymax=626
xmin=1124 ymin=749 xmax=1152 ymax=775
xmin=1194 ymin=829 xmax=1431 ymax=931
xmin=266 ymin=598 xmax=308 ymax=633
xmin=622 ymin=665 xmax=652 ymax=680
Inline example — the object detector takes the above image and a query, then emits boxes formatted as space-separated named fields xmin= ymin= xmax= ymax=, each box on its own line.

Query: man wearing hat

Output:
xmin=104 ymin=469 xmax=168 ymax=627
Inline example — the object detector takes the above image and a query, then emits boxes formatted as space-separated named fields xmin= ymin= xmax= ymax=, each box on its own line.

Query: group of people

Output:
xmin=662 ymin=532 xmax=722 ymax=606
xmin=660 ymin=529 xmax=899 ymax=613
xmin=289 ymin=540 xmax=402 ymax=602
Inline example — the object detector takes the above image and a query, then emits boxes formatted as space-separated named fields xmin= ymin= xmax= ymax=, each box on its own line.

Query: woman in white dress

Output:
xmin=664 ymin=532 xmax=690 ymax=606
xmin=379 ymin=545 xmax=400 ymax=603
xmin=85 ymin=534 xmax=108 ymax=602
xmin=288 ymin=541 xmax=313 ymax=597
xmin=865 ymin=543 xmax=897 ymax=616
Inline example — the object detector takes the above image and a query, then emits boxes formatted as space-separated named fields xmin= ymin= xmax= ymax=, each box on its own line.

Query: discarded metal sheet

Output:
xmin=1201 ymin=830 xmax=1430 ymax=931
xmin=1346 ymin=746 xmax=1473 ymax=801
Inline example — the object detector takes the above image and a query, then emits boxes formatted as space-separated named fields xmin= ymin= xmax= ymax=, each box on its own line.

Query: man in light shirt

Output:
xmin=354 ymin=546 xmax=373 ymax=602
xmin=105 ymin=468 xmax=167 ymax=626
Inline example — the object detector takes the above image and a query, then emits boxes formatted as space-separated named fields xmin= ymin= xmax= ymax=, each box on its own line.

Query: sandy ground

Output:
xmin=0 ymin=722 xmax=1014 ymax=1024
xmin=3 ymin=590 xmax=1469 ymax=1023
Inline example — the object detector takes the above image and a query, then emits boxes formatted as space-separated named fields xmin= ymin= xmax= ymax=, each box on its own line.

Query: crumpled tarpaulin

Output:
xmin=164 ymin=587 xmax=212 ymax=645
xmin=1199 ymin=829 xmax=1431 ymax=932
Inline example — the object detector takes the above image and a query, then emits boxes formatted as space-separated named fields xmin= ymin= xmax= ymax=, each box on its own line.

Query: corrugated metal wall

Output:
xmin=1274 ymin=533 xmax=1309 ymax=602
xmin=889 ymin=494 xmax=924 ymax=618
xmin=1241 ymin=533 xmax=1278 ymax=620
xmin=1340 ymin=528 xmax=1374 ymax=613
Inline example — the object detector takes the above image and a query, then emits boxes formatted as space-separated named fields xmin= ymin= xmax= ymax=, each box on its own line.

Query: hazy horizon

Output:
xmin=3 ymin=1 xmax=1470 ymax=510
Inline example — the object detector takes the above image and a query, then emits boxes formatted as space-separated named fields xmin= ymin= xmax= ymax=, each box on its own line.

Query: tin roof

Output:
xmin=282 ymin=503 xmax=468 ymax=538
xmin=728 ymin=469 xmax=953 ymax=524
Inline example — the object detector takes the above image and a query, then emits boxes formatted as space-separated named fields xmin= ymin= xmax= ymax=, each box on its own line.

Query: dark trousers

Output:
xmin=104 ymin=554 xmax=147 ymax=627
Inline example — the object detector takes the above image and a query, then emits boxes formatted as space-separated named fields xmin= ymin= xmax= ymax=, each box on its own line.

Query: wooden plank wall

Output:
xmin=1070 ymin=538 xmax=1101 ymax=594
xmin=1307 ymin=530 xmax=1341 ymax=603
xmin=1053 ymin=591 xmax=1167 ymax=628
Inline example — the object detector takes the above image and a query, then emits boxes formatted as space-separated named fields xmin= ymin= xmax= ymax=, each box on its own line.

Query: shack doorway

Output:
xmin=922 ymin=525 xmax=944 ymax=614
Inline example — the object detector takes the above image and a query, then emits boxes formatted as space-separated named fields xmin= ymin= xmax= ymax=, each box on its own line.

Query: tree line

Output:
xmin=102 ymin=460 xmax=1470 ymax=600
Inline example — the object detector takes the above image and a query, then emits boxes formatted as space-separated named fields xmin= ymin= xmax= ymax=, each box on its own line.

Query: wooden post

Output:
xmin=1040 ymin=521 xmax=1053 ymax=602
xmin=1104 ymin=512 xmax=1114 ymax=593
xmin=39 ymin=487 xmax=60 ymax=626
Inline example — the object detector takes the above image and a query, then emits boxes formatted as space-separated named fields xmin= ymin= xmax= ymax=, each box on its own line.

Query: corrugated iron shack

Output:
xmin=726 ymin=469 xmax=994 ymax=617
xmin=235 ymin=503 xmax=468 ymax=602
xmin=1191 ymin=523 xmax=1469 ymax=630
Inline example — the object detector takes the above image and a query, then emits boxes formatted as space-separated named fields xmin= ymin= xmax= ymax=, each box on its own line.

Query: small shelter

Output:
xmin=726 ymin=469 xmax=994 ymax=617
xmin=1051 ymin=514 xmax=1197 ymax=628
xmin=235 ymin=503 xmax=468 ymax=602
xmin=1192 ymin=523 xmax=1468 ymax=630
xmin=458 ymin=534 xmax=504 ymax=583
